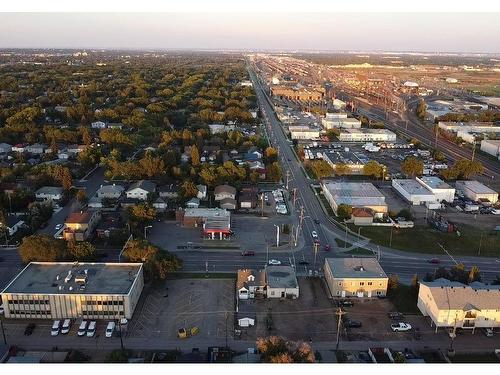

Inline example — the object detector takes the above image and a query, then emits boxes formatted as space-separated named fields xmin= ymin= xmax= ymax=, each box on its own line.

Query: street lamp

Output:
xmin=273 ymin=224 xmax=280 ymax=248
xmin=144 ymin=225 xmax=152 ymax=239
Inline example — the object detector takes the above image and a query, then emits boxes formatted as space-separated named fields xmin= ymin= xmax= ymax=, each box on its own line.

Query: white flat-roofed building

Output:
xmin=288 ymin=125 xmax=321 ymax=140
xmin=438 ymin=121 xmax=500 ymax=134
xmin=321 ymin=181 xmax=388 ymax=214
xmin=265 ymin=265 xmax=299 ymax=299
xmin=0 ymin=262 xmax=144 ymax=320
xmin=416 ymin=176 xmax=455 ymax=202
xmin=322 ymin=113 xmax=361 ymax=129
xmin=455 ymin=180 xmax=498 ymax=203
xmin=392 ymin=179 xmax=436 ymax=205
xmin=480 ymin=139 xmax=500 ymax=160
xmin=417 ymin=278 xmax=500 ymax=332
xmin=338 ymin=129 xmax=396 ymax=142
xmin=324 ymin=258 xmax=388 ymax=298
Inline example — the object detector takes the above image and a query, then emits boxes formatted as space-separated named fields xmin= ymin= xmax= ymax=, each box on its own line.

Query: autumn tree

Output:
xmin=181 ymin=180 xmax=199 ymax=199
xmin=334 ymin=163 xmax=350 ymax=176
xmin=139 ymin=153 xmax=165 ymax=178
xmin=190 ymin=145 xmax=200 ymax=166
xmin=256 ymin=336 xmax=315 ymax=363
xmin=387 ymin=274 xmax=400 ymax=297
xmin=363 ymin=160 xmax=385 ymax=179
xmin=126 ymin=204 xmax=157 ymax=236
xmin=468 ymin=266 xmax=482 ymax=283
xmin=308 ymin=160 xmax=334 ymax=179
xmin=401 ymin=156 xmax=423 ymax=177
xmin=76 ymin=189 xmax=87 ymax=204
xmin=266 ymin=162 xmax=282 ymax=182
xmin=67 ymin=240 xmax=96 ymax=261
xmin=336 ymin=204 xmax=352 ymax=220
xmin=18 ymin=234 xmax=66 ymax=263
xmin=416 ymin=99 xmax=427 ymax=120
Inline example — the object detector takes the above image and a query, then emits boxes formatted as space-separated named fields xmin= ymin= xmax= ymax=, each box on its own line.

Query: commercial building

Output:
xmin=323 ymin=258 xmax=388 ymax=298
xmin=203 ymin=214 xmax=231 ymax=240
xmin=392 ymin=179 xmax=437 ymax=205
xmin=322 ymin=149 xmax=369 ymax=175
xmin=288 ymin=125 xmax=321 ymax=140
xmin=455 ymin=180 xmax=498 ymax=204
xmin=63 ymin=210 xmax=101 ymax=242
xmin=270 ymin=85 xmax=325 ymax=102
xmin=177 ymin=207 xmax=230 ymax=228
xmin=0 ymin=262 xmax=144 ymax=320
xmin=321 ymin=181 xmax=388 ymax=214
xmin=437 ymin=121 xmax=500 ymax=134
xmin=417 ymin=278 xmax=500 ymax=332
xmin=480 ymin=139 xmax=500 ymax=160
xmin=322 ymin=113 xmax=361 ymax=129
xmin=338 ymin=129 xmax=396 ymax=142
xmin=416 ymin=176 xmax=455 ymax=202
xmin=265 ymin=266 xmax=299 ymax=299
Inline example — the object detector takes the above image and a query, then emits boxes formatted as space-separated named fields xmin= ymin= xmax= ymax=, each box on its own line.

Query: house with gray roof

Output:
xmin=35 ymin=186 xmax=63 ymax=201
xmin=126 ymin=180 xmax=156 ymax=201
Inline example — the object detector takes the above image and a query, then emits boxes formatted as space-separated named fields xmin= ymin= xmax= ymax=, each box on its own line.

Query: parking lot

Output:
xmin=128 ymin=279 xmax=235 ymax=340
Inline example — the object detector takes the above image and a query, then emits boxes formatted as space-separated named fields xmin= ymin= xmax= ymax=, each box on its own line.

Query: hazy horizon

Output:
xmin=0 ymin=12 xmax=499 ymax=53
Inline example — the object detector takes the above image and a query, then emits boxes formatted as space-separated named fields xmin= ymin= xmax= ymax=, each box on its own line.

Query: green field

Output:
xmin=354 ymin=224 xmax=500 ymax=257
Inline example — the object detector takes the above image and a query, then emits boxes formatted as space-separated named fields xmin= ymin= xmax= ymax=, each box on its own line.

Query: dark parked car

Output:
xmin=345 ymin=319 xmax=362 ymax=328
xmin=427 ymin=258 xmax=440 ymax=264
xmin=388 ymin=312 xmax=404 ymax=320
xmin=314 ymin=219 xmax=320 ymax=224
xmin=299 ymin=260 xmax=309 ymax=265
xmin=24 ymin=323 xmax=36 ymax=336
xmin=337 ymin=300 xmax=354 ymax=308
xmin=241 ymin=251 xmax=255 ymax=256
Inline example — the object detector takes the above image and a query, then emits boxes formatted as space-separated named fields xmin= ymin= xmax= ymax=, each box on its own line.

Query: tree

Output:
xmin=410 ymin=274 xmax=420 ymax=298
xmin=122 ymin=239 xmax=159 ymax=263
xmin=308 ymin=160 xmax=334 ymax=179
xmin=61 ymin=167 xmax=73 ymax=191
xmin=431 ymin=149 xmax=445 ymax=162
xmin=106 ymin=349 xmax=131 ymax=363
xmin=76 ymin=189 xmax=87 ymax=205
xmin=363 ymin=160 xmax=384 ymax=179
xmin=468 ymin=266 xmax=482 ymax=283
xmin=264 ymin=147 xmax=278 ymax=163
xmin=401 ymin=156 xmax=423 ymax=177
xmin=190 ymin=145 xmax=200 ymax=166
xmin=416 ymin=99 xmax=427 ymax=120
xmin=325 ymin=129 xmax=340 ymax=140
xmin=336 ymin=204 xmax=352 ymax=220
xmin=256 ymin=336 xmax=315 ymax=363
xmin=334 ymin=163 xmax=350 ymax=176
xmin=387 ymin=274 xmax=400 ymax=297
xmin=126 ymin=204 xmax=156 ymax=236
xmin=18 ymin=234 xmax=66 ymax=263
xmin=180 ymin=180 xmax=198 ymax=199
xmin=449 ymin=264 xmax=468 ymax=284
xmin=266 ymin=162 xmax=282 ymax=182
xmin=67 ymin=240 xmax=96 ymax=261
xmin=139 ymin=153 xmax=165 ymax=178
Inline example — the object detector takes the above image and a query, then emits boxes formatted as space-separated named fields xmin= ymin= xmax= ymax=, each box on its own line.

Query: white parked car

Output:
xmin=268 ymin=259 xmax=281 ymax=266
xmin=391 ymin=322 xmax=412 ymax=332
xmin=86 ymin=321 xmax=96 ymax=337
xmin=311 ymin=231 xmax=318 ymax=239
xmin=61 ymin=319 xmax=71 ymax=334
xmin=51 ymin=320 xmax=61 ymax=336
xmin=77 ymin=320 xmax=88 ymax=337
xmin=105 ymin=321 xmax=116 ymax=338
xmin=55 ymin=224 xmax=63 ymax=230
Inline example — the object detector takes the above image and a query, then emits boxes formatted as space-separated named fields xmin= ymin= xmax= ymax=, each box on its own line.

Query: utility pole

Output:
xmin=292 ymin=188 xmax=297 ymax=207
xmin=285 ymin=170 xmax=291 ymax=190
xmin=478 ymin=232 xmax=483 ymax=256
xmin=389 ymin=224 xmax=394 ymax=247
xmin=260 ymin=193 xmax=264 ymax=217
xmin=274 ymin=224 xmax=280 ymax=248
xmin=313 ymin=242 xmax=319 ymax=271
xmin=299 ymin=206 xmax=305 ymax=230
xmin=471 ymin=141 xmax=476 ymax=162
xmin=344 ymin=220 xmax=348 ymax=249
xmin=335 ymin=308 xmax=346 ymax=350
xmin=225 ymin=311 xmax=229 ymax=350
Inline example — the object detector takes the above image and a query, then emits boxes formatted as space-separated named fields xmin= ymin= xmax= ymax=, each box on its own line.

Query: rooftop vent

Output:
xmin=69 ymin=286 xmax=73 ymax=291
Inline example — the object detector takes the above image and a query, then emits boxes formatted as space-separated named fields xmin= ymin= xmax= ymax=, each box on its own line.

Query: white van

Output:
xmin=86 ymin=321 xmax=96 ymax=337
xmin=61 ymin=319 xmax=71 ymax=334
xmin=77 ymin=321 xmax=88 ymax=337
xmin=51 ymin=320 xmax=61 ymax=336
xmin=105 ymin=321 xmax=116 ymax=338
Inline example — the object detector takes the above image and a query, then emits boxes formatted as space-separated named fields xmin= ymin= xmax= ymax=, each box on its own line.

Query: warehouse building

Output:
xmin=480 ymin=139 xmax=500 ymax=160
xmin=321 ymin=112 xmax=361 ymax=129
xmin=0 ymin=262 xmax=144 ymax=320
xmin=416 ymin=176 xmax=455 ymax=202
xmin=392 ymin=179 xmax=436 ymax=205
xmin=288 ymin=125 xmax=321 ymax=140
xmin=270 ymin=86 xmax=325 ymax=101
xmin=320 ymin=181 xmax=388 ymax=214
xmin=455 ymin=180 xmax=498 ymax=204
xmin=338 ymin=129 xmax=396 ymax=142
xmin=324 ymin=258 xmax=388 ymax=298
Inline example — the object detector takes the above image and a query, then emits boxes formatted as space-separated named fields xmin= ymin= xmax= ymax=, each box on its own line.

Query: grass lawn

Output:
xmin=314 ymin=187 xmax=335 ymax=217
xmin=354 ymin=224 xmax=500 ymax=257
xmin=343 ymin=248 xmax=375 ymax=256
xmin=388 ymin=284 xmax=420 ymax=315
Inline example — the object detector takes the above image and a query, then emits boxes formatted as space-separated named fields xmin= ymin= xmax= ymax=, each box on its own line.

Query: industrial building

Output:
xmin=288 ymin=125 xmax=321 ymax=140
xmin=323 ymin=258 xmax=388 ymax=298
xmin=322 ymin=149 xmax=368 ymax=175
xmin=392 ymin=179 xmax=436 ymax=205
xmin=270 ymin=85 xmax=325 ymax=101
xmin=417 ymin=278 xmax=500 ymax=333
xmin=320 ymin=181 xmax=388 ymax=214
xmin=480 ymin=139 xmax=500 ymax=160
xmin=0 ymin=262 xmax=144 ymax=320
xmin=416 ymin=176 xmax=455 ymax=202
xmin=321 ymin=112 xmax=361 ymax=129
xmin=338 ymin=129 xmax=396 ymax=142
xmin=455 ymin=180 xmax=498 ymax=204
xmin=437 ymin=121 xmax=500 ymax=133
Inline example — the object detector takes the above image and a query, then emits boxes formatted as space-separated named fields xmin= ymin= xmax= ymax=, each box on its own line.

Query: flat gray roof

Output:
xmin=322 ymin=181 xmax=387 ymax=207
xmin=393 ymin=179 xmax=435 ymax=195
xmin=418 ymin=176 xmax=453 ymax=190
xmin=2 ymin=262 xmax=142 ymax=295
xmin=325 ymin=257 xmax=388 ymax=279
xmin=265 ymin=266 xmax=298 ymax=289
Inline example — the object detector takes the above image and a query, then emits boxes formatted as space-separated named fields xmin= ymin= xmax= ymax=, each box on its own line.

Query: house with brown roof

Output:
xmin=351 ymin=207 xmax=374 ymax=225
xmin=63 ymin=210 xmax=101 ymax=242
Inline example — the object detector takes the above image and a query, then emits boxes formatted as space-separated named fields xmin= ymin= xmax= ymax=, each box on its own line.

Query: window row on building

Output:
xmin=8 ymin=298 xmax=50 ymax=305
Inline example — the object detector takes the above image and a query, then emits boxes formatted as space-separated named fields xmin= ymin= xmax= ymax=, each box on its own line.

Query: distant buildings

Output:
xmin=338 ymin=129 xmax=396 ymax=142
xmin=321 ymin=181 xmax=388 ymax=214
xmin=288 ymin=125 xmax=321 ymax=140
xmin=417 ymin=278 xmax=500 ymax=332
xmin=480 ymin=139 xmax=500 ymax=160
xmin=391 ymin=179 xmax=436 ymax=206
xmin=271 ymin=85 xmax=325 ymax=102
xmin=324 ymin=258 xmax=388 ymax=298
xmin=0 ymin=262 xmax=144 ymax=320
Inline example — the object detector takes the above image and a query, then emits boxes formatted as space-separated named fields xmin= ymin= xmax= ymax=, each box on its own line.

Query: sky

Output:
xmin=0 ymin=12 xmax=499 ymax=53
